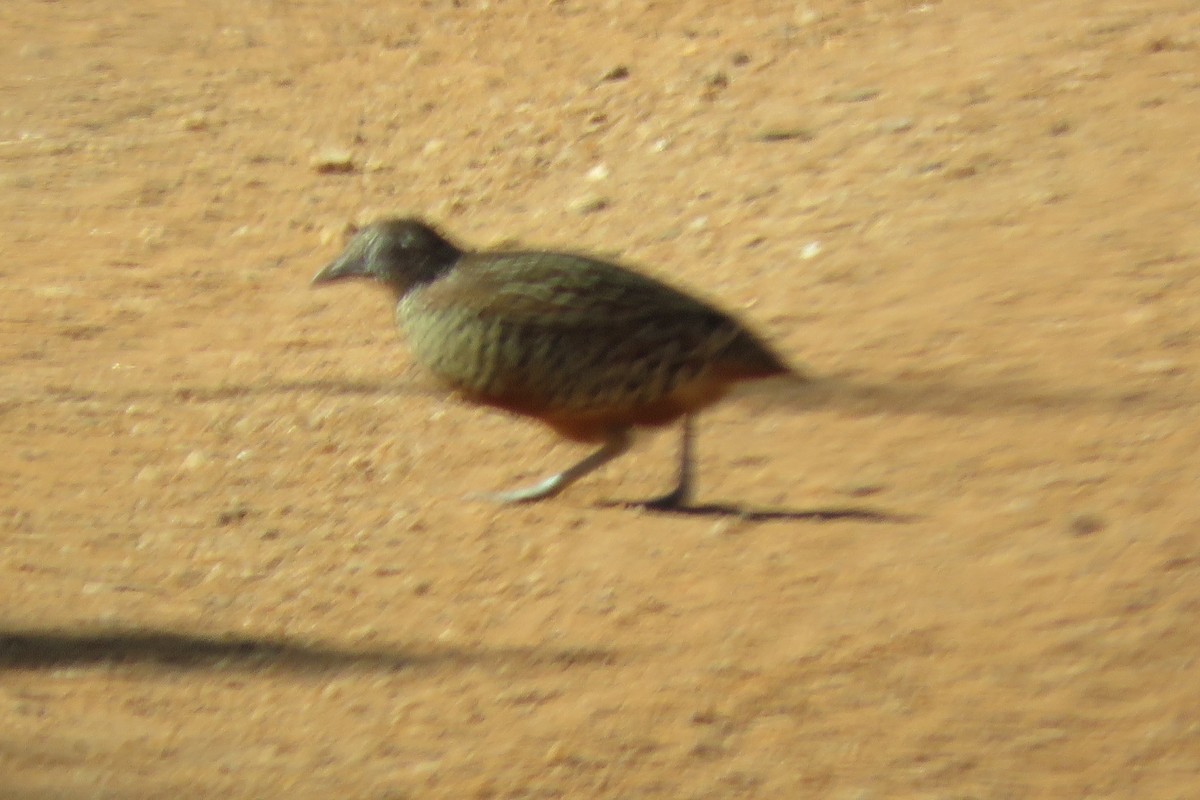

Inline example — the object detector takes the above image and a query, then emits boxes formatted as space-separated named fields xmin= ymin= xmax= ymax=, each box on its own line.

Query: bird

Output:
xmin=311 ymin=218 xmax=802 ymax=508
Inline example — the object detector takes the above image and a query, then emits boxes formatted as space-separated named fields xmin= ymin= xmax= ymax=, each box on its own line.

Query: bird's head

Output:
xmin=311 ymin=218 xmax=463 ymax=298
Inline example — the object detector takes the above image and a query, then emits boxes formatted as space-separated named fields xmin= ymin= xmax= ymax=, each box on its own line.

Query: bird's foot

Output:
xmin=638 ymin=484 xmax=692 ymax=511
xmin=465 ymin=474 xmax=566 ymax=505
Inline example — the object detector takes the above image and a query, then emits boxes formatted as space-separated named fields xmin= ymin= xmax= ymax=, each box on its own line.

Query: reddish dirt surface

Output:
xmin=3 ymin=1 xmax=1199 ymax=797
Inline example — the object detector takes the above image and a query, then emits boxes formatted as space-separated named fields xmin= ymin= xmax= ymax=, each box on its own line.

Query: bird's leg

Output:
xmin=479 ymin=428 xmax=634 ymax=504
xmin=642 ymin=414 xmax=695 ymax=510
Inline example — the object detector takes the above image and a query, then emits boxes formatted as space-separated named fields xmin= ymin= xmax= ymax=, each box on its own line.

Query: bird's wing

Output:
xmin=415 ymin=251 xmax=721 ymax=326
xmin=408 ymin=251 xmax=792 ymax=382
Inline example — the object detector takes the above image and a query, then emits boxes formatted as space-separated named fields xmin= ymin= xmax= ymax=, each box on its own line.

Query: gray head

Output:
xmin=311 ymin=218 xmax=463 ymax=298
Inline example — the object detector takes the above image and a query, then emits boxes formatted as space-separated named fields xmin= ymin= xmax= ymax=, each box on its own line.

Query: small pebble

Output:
xmin=134 ymin=466 xmax=161 ymax=483
xmin=1134 ymin=359 xmax=1181 ymax=376
xmin=748 ymin=125 xmax=816 ymax=143
xmin=1069 ymin=513 xmax=1106 ymax=537
xmin=567 ymin=194 xmax=610 ymax=214
xmin=217 ymin=500 xmax=250 ymax=526
xmin=181 ymin=450 xmax=208 ymax=470
xmin=180 ymin=112 xmax=209 ymax=131
xmin=705 ymin=71 xmax=730 ymax=90
xmin=311 ymin=148 xmax=356 ymax=174
xmin=843 ymin=481 xmax=884 ymax=497
xmin=831 ymin=87 xmax=880 ymax=103
xmin=600 ymin=64 xmax=630 ymax=82
xmin=880 ymin=117 xmax=914 ymax=134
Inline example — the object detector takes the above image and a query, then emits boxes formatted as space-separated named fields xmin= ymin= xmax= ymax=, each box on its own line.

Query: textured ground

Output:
xmin=2 ymin=1 xmax=1199 ymax=797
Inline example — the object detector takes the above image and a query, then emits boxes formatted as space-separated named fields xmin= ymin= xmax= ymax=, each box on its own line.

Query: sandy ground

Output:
xmin=2 ymin=1 xmax=1199 ymax=797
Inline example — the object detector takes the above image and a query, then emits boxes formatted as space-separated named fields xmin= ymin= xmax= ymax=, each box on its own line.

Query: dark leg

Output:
xmin=642 ymin=415 xmax=695 ymax=509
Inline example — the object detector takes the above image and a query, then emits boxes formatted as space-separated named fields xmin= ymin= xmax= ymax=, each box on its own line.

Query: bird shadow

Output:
xmin=599 ymin=499 xmax=917 ymax=522
xmin=0 ymin=627 xmax=617 ymax=674
xmin=740 ymin=371 xmax=1190 ymax=417
xmin=22 ymin=369 xmax=1193 ymax=416
xmin=36 ymin=378 xmax=444 ymax=406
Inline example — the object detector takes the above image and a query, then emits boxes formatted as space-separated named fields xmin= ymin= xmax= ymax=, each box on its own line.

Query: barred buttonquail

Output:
xmin=312 ymin=218 xmax=800 ymax=507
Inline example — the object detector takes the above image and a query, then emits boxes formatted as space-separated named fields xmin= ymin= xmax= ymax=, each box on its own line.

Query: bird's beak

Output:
xmin=311 ymin=251 xmax=368 ymax=285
